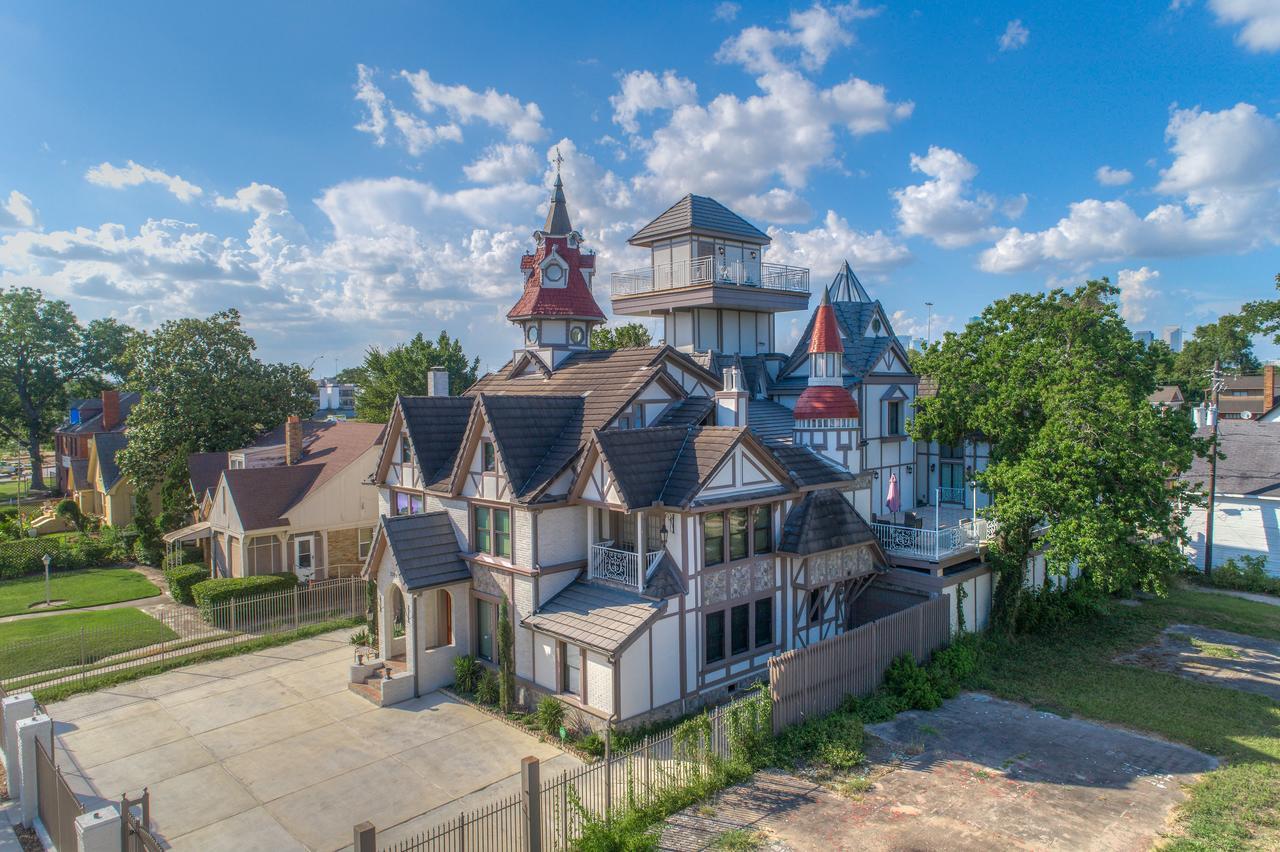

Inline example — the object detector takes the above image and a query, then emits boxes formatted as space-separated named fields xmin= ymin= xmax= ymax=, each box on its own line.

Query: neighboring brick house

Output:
xmin=53 ymin=390 xmax=139 ymax=495
xmin=198 ymin=417 xmax=384 ymax=579
xmin=1221 ymin=365 xmax=1279 ymax=421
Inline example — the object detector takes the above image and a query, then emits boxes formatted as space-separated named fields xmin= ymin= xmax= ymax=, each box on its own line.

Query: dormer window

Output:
xmin=544 ymin=265 xmax=563 ymax=283
xmin=871 ymin=317 xmax=883 ymax=335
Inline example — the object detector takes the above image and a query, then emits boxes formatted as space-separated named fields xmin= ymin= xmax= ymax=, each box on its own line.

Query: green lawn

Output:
xmin=0 ymin=608 xmax=178 ymax=680
xmin=970 ymin=588 xmax=1280 ymax=850
xmin=0 ymin=568 xmax=160 ymax=617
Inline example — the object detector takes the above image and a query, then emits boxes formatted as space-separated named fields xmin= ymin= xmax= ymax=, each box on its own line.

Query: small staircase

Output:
xmin=348 ymin=655 xmax=410 ymax=706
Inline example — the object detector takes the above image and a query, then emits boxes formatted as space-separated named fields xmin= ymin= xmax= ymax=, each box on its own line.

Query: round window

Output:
xmin=569 ymin=326 xmax=585 ymax=345
xmin=526 ymin=325 xmax=539 ymax=344
xmin=544 ymin=265 xmax=563 ymax=282
xmin=871 ymin=317 xmax=882 ymax=335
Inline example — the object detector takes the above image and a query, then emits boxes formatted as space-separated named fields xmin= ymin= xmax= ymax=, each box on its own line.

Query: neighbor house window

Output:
xmin=482 ymin=440 xmax=496 ymax=473
xmin=247 ymin=536 xmax=278 ymax=575
xmin=400 ymin=437 xmax=412 ymax=463
xmin=474 ymin=506 xmax=511 ymax=559
xmin=358 ymin=527 xmax=374 ymax=560
xmin=561 ymin=642 xmax=582 ymax=697
xmin=808 ymin=589 xmax=824 ymax=624
xmin=703 ymin=504 xmax=774 ymax=566
xmin=730 ymin=603 xmax=750 ymax=656
xmin=754 ymin=597 xmax=773 ymax=647
xmin=703 ymin=513 xmax=724 ymax=567
xmin=476 ymin=599 xmax=495 ymax=662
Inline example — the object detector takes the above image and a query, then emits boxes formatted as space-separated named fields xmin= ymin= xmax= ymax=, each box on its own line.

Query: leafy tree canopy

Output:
xmin=350 ymin=331 xmax=480 ymax=423
xmin=332 ymin=366 xmax=364 ymax=386
xmin=117 ymin=309 xmax=315 ymax=487
xmin=912 ymin=279 xmax=1204 ymax=614
xmin=0 ymin=287 xmax=134 ymax=490
xmin=1166 ymin=313 xmax=1259 ymax=403
xmin=590 ymin=322 xmax=653 ymax=350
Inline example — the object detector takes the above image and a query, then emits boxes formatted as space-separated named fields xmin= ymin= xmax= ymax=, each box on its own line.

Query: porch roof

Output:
xmin=162 ymin=520 xmax=212 ymax=543
xmin=382 ymin=512 xmax=470 ymax=591
xmin=524 ymin=578 xmax=664 ymax=655
xmin=779 ymin=488 xmax=878 ymax=556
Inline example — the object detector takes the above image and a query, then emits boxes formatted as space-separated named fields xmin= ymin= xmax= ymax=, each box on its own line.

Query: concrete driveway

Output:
xmin=49 ymin=630 xmax=578 ymax=851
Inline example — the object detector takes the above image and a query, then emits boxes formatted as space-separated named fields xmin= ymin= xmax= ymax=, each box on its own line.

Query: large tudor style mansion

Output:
xmin=356 ymin=174 xmax=994 ymax=724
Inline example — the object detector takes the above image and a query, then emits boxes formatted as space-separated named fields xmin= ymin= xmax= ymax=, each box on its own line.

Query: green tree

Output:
xmin=332 ymin=366 xmax=364 ymax=386
xmin=0 ymin=288 xmax=133 ymax=491
xmin=117 ymin=310 xmax=315 ymax=490
xmin=350 ymin=331 xmax=480 ymax=422
xmin=497 ymin=597 xmax=516 ymax=713
xmin=589 ymin=322 xmax=653 ymax=350
xmin=913 ymin=279 xmax=1203 ymax=628
xmin=1167 ymin=313 xmax=1259 ymax=403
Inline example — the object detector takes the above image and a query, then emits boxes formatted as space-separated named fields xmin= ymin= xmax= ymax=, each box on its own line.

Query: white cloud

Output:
xmin=998 ymin=19 xmax=1030 ymax=52
xmin=980 ymin=102 xmax=1280 ymax=272
xmin=716 ymin=2 xmax=880 ymax=74
xmin=1210 ymin=0 xmax=1280 ymax=52
xmin=400 ymin=69 xmax=545 ymax=142
xmin=714 ymin=2 xmax=740 ymax=22
xmin=892 ymin=146 xmax=1024 ymax=248
xmin=463 ymin=144 xmax=541 ymax=184
xmin=1095 ymin=165 xmax=1134 ymax=186
xmin=767 ymin=210 xmax=911 ymax=277
xmin=84 ymin=161 xmax=203 ymax=202
xmin=610 ymin=70 xmax=698 ymax=134
xmin=354 ymin=64 xmax=389 ymax=145
xmin=1116 ymin=266 xmax=1160 ymax=322
xmin=889 ymin=308 xmax=954 ymax=341
xmin=0 ymin=191 xmax=37 ymax=229
xmin=215 ymin=183 xmax=289 ymax=216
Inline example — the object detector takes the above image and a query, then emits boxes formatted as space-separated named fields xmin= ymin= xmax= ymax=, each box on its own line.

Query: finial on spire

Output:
xmin=554 ymin=146 xmax=564 ymax=174
xmin=543 ymin=166 xmax=573 ymax=235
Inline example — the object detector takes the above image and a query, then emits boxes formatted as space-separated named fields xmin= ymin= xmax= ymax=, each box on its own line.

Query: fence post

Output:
xmin=521 ymin=755 xmax=541 ymax=852
xmin=79 ymin=627 xmax=87 ymax=684
xmin=293 ymin=585 xmax=300 ymax=632
xmin=604 ymin=727 xmax=612 ymax=818
xmin=353 ymin=820 xmax=376 ymax=852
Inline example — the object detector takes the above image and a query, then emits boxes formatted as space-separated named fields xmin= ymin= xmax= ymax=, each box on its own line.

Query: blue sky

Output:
xmin=2 ymin=1 xmax=1278 ymax=375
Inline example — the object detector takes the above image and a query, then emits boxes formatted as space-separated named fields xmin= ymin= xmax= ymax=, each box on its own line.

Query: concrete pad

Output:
xmin=167 ymin=679 xmax=307 ymax=735
xmin=197 ymin=701 xmax=341 ymax=761
xmin=58 ymin=708 xmax=189 ymax=769
xmin=268 ymin=659 xmax=353 ymax=700
xmin=340 ymin=693 xmax=488 ymax=754
xmin=176 ymin=653 xmax=291 ymax=681
xmin=146 ymin=763 xmax=258 ymax=840
xmin=252 ymin=637 xmax=354 ymax=661
xmin=398 ymin=718 xmax=563 ymax=792
xmin=82 ymin=737 xmax=215 ymax=801
xmin=267 ymin=758 xmax=452 ymax=852
xmin=51 ymin=696 xmax=163 ymax=736
xmin=312 ymin=689 xmax=379 ymax=721
xmin=105 ymin=671 xmax=222 ymax=699
xmin=168 ymin=806 xmax=304 ymax=852
xmin=1118 ymin=624 xmax=1280 ymax=702
xmin=222 ymin=721 xmax=390 ymax=802
xmin=46 ymin=689 xmax=146 ymax=723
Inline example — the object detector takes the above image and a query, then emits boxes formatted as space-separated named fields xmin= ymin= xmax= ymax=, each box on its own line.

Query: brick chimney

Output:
xmin=100 ymin=390 xmax=121 ymax=431
xmin=428 ymin=368 xmax=450 ymax=397
xmin=285 ymin=415 xmax=303 ymax=464
xmin=1265 ymin=364 xmax=1276 ymax=410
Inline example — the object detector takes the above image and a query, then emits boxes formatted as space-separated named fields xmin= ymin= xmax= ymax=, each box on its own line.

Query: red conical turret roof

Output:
xmin=794 ymin=386 xmax=859 ymax=420
xmin=507 ymin=174 xmax=606 ymax=322
xmin=809 ymin=288 xmax=843 ymax=354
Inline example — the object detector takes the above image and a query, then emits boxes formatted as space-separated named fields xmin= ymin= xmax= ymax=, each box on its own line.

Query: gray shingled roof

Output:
xmin=653 ymin=396 xmax=714 ymax=429
xmin=747 ymin=398 xmax=796 ymax=443
xmin=93 ymin=432 xmax=129 ymax=491
xmin=596 ymin=426 xmax=769 ymax=510
xmin=479 ymin=394 xmax=584 ymax=498
xmin=399 ymin=396 xmax=477 ymax=490
xmin=827 ymin=261 xmax=873 ymax=303
xmin=69 ymin=458 xmax=90 ymax=491
xmin=779 ymin=488 xmax=878 ymax=555
xmin=765 ymin=442 xmax=855 ymax=488
xmin=543 ymin=174 xmax=573 ymax=235
xmin=59 ymin=392 xmax=141 ymax=434
xmin=523 ymin=578 xmax=665 ymax=654
xmin=1185 ymin=421 xmax=1280 ymax=497
xmin=382 ymin=512 xmax=470 ymax=591
xmin=779 ymin=300 xmax=898 ymax=383
xmin=187 ymin=451 xmax=229 ymax=501
xmin=628 ymin=195 xmax=771 ymax=246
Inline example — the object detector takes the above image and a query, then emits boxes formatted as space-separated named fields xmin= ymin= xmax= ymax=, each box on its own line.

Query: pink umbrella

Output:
xmin=885 ymin=473 xmax=901 ymax=520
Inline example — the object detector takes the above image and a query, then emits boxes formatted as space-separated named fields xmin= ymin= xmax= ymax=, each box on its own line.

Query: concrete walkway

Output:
xmin=1198 ymin=586 xmax=1280 ymax=608
xmin=49 ymin=629 xmax=577 ymax=851
xmin=0 ymin=565 xmax=169 ymax=624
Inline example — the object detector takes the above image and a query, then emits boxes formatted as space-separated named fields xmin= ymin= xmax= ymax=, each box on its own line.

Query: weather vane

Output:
xmin=554 ymin=146 xmax=564 ymax=174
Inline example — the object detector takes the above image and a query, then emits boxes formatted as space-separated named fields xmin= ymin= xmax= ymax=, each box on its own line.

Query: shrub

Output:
xmin=497 ymin=597 xmax=516 ymax=712
xmin=349 ymin=628 xmax=371 ymax=647
xmin=926 ymin=636 xmax=980 ymax=699
xmin=841 ymin=689 xmax=901 ymax=724
xmin=475 ymin=669 xmax=500 ymax=706
xmin=883 ymin=654 xmax=942 ymax=712
xmin=1196 ymin=555 xmax=1280 ymax=596
xmin=579 ymin=731 xmax=604 ymax=757
xmin=55 ymin=499 xmax=86 ymax=532
xmin=774 ymin=710 xmax=865 ymax=771
xmin=536 ymin=695 xmax=566 ymax=737
xmin=191 ymin=573 xmax=300 ymax=629
xmin=453 ymin=655 xmax=481 ymax=693
xmin=163 ymin=562 xmax=208 ymax=605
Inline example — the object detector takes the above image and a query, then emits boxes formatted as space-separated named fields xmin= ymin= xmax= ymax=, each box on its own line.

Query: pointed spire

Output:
xmin=543 ymin=161 xmax=573 ymax=235
xmin=809 ymin=289 xmax=843 ymax=355
xmin=828 ymin=260 xmax=872 ymax=303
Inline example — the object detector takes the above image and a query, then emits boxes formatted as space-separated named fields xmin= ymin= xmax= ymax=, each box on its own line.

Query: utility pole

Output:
xmin=925 ymin=302 xmax=934 ymax=345
xmin=1204 ymin=359 xmax=1224 ymax=577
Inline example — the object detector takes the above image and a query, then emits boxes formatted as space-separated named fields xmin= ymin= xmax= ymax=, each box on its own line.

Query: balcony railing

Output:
xmin=589 ymin=543 xmax=664 ymax=591
xmin=871 ymin=517 xmax=999 ymax=563
xmin=939 ymin=486 xmax=967 ymax=505
xmin=611 ymin=257 xmax=809 ymax=297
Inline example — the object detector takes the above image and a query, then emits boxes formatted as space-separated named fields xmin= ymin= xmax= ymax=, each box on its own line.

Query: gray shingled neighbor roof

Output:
xmin=382 ymin=512 xmax=470 ymax=591
xmin=1185 ymin=421 xmax=1280 ymax=497
xmin=399 ymin=396 xmax=477 ymax=491
xmin=69 ymin=458 xmax=90 ymax=491
xmin=779 ymin=488 xmax=878 ymax=555
xmin=628 ymin=195 xmax=771 ymax=246
xmin=524 ymin=578 xmax=665 ymax=654
xmin=765 ymin=443 xmax=855 ymax=488
xmin=59 ymin=392 xmax=141 ymax=434
xmin=187 ymin=451 xmax=229 ymax=501
xmin=93 ymin=432 xmax=130 ymax=491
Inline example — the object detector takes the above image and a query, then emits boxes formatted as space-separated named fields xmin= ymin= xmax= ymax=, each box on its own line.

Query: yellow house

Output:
xmin=81 ymin=432 xmax=159 ymax=527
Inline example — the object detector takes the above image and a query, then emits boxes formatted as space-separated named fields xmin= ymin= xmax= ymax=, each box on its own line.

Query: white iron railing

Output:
xmin=872 ymin=519 xmax=998 ymax=562
xmin=589 ymin=544 xmax=664 ymax=591
xmin=611 ymin=257 xmax=809 ymax=297
xmin=939 ymin=486 xmax=967 ymax=505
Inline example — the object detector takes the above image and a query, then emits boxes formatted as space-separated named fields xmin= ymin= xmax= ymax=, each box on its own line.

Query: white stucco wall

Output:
xmin=414 ymin=581 xmax=472 ymax=693
xmin=586 ymin=651 xmax=613 ymax=715
xmin=513 ymin=574 xmax=534 ymax=681
xmin=1184 ymin=498 xmax=1280 ymax=575
xmin=620 ymin=634 xmax=651 ymax=720
xmin=651 ymin=615 xmax=681 ymax=708
xmin=533 ymin=633 xmax=557 ymax=690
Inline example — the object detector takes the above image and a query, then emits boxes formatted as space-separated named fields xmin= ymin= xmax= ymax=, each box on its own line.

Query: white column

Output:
xmin=76 ymin=806 xmax=122 ymax=852
xmin=586 ymin=508 xmax=596 ymax=577
xmin=407 ymin=589 xmax=420 ymax=693
xmin=1 ymin=693 xmax=35 ymax=793
xmin=635 ymin=510 xmax=645 ymax=589
xmin=16 ymin=713 xmax=51 ymax=827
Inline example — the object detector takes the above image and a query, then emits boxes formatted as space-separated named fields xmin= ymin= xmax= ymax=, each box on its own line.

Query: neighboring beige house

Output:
xmin=78 ymin=432 xmax=159 ymax=527
xmin=201 ymin=417 xmax=384 ymax=579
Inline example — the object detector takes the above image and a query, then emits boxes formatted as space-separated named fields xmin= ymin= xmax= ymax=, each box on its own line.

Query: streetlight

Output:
xmin=925 ymin=302 xmax=934 ymax=346
xmin=42 ymin=553 xmax=52 ymax=609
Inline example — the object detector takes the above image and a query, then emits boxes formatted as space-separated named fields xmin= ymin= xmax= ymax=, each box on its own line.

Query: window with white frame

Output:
xmin=358 ymin=526 xmax=374 ymax=560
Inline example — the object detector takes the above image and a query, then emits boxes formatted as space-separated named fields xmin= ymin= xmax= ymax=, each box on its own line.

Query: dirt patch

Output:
xmin=1116 ymin=624 xmax=1280 ymax=702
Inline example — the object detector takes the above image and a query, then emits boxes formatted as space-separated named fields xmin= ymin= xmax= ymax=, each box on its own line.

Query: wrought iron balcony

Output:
xmin=871 ymin=517 xmax=999 ymax=563
xmin=611 ymin=257 xmax=809 ymax=298
xmin=589 ymin=542 xmax=664 ymax=591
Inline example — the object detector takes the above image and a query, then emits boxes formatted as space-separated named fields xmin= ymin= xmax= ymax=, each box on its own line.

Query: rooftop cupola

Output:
xmin=793 ymin=287 xmax=859 ymax=469
xmin=507 ymin=167 xmax=605 ymax=368
xmin=609 ymin=194 xmax=810 ymax=356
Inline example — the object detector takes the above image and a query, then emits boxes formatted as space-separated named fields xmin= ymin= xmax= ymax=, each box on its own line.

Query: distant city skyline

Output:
xmin=1 ymin=1 xmax=1277 ymax=373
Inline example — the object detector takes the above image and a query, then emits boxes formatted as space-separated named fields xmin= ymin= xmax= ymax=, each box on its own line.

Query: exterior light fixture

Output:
xmin=658 ymin=521 xmax=669 ymax=545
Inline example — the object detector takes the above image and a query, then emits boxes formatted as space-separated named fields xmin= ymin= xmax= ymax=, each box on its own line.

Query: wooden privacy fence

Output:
xmin=769 ymin=594 xmax=951 ymax=733
xmin=0 ymin=577 xmax=366 ymax=693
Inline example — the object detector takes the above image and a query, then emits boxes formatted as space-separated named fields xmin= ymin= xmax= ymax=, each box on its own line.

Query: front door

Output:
xmin=294 ymin=535 xmax=315 ymax=581
xmin=940 ymin=462 xmax=965 ymax=504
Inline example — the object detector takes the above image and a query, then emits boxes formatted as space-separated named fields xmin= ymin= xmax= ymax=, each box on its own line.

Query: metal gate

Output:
xmin=35 ymin=735 xmax=84 ymax=852
xmin=121 ymin=789 xmax=162 ymax=852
